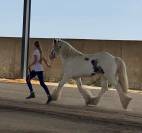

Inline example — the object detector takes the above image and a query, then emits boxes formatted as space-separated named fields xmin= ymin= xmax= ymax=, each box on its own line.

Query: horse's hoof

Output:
xmin=51 ymin=94 xmax=58 ymax=101
xmin=122 ymin=97 xmax=132 ymax=109
xmin=92 ymin=97 xmax=100 ymax=105
xmin=86 ymin=97 xmax=99 ymax=105
xmin=86 ymin=99 xmax=91 ymax=105
xmin=51 ymin=97 xmax=58 ymax=101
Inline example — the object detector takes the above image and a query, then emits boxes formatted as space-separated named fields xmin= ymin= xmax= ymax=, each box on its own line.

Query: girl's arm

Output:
xmin=28 ymin=55 xmax=37 ymax=70
xmin=42 ymin=57 xmax=51 ymax=68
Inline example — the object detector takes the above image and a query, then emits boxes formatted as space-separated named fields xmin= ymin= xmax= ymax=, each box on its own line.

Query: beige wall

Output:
xmin=0 ymin=37 xmax=142 ymax=89
xmin=0 ymin=37 xmax=21 ymax=78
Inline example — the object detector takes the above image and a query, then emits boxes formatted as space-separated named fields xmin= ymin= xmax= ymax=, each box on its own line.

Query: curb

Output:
xmin=0 ymin=78 xmax=141 ymax=93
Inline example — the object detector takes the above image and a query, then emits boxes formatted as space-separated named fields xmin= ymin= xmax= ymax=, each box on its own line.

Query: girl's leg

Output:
xmin=26 ymin=70 xmax=36 ymax=98
xmin=37 ymin=71 xmax=52 ymax=104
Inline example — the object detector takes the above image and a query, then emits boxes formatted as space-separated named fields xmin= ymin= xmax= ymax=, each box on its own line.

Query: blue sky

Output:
xmin=0 ymin=0 xmax=142 ymax=40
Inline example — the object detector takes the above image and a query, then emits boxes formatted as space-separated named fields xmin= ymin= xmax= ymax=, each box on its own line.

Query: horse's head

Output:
xmin=49 ymin=38 xmax=83 ymax=60
xmin=49 ymin=39 xmax=64 ymax=60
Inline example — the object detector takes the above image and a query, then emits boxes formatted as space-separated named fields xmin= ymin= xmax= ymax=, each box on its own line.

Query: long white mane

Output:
xmin=60 ymin=40 xmax=84 ymax=58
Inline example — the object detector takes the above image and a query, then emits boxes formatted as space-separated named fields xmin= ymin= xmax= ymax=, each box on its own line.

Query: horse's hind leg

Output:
xmin=93 ymin=77 xmax=108 ymax=105
xmin=52 ymin=77 xmax=69 ymax=101
xmin=104 ymin=71 xmax=131 ymax=109
xmin=75 ymin=78 xmax=93 ymax=105
xmin=115 ymin=81 xmax=132 ymax=109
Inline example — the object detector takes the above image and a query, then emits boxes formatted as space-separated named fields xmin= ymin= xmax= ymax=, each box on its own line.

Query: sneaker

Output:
xmin=26 ymin=92 xmax=35 ymax=99
xmin=46 ymin=96 xmax=52 ymax=104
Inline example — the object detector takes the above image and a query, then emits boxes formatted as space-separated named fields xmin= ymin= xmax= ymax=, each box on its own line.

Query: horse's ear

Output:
xmin=59 ymin=38 xmax=63 ymax=42
xmin=57 ymin=38 xmax=61 ymax=42
xmin=53 ymin=38 xmax=56 ymax=44
xmin=53 ymin=38 xmax=59 ymax=46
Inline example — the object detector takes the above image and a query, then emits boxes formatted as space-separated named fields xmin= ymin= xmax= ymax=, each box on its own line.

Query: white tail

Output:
xmin=115 ymin=57 xmax=129 ymax=93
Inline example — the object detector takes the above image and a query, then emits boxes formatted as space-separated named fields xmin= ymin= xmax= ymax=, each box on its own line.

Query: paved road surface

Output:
xmin=0 ymin=81 xmax=142 ymax=112
xmin=0 ymin=81 xmax=142 ymax=132
xmin=0 ymin=108 xmax=142 ymax=133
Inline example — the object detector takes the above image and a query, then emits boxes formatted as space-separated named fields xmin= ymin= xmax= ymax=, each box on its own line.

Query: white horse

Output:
xmin=49 ymin=39 xmax=132 ymax=109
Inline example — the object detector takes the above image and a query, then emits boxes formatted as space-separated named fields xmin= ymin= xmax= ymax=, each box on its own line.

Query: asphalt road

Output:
xmin=0 ymin=81 xmax=142 ymax=113
xmin=0 ymin=108 xmax=142 ymax=133
xmin=0 ymin=81 xmax=142 ymax=132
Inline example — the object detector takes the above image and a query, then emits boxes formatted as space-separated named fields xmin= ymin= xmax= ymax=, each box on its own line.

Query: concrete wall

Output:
xmin=0 ymin=37 xmax=142 ymax=89
xmin=0 ymin=37 xmax=21 ymax=78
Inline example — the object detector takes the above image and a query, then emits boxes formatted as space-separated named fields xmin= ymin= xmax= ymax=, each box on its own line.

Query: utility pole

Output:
xmin=21 ymin=0 xmax=31 ymax=78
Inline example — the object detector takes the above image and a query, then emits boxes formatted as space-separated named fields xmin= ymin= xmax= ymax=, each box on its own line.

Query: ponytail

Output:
xmin=34 ymin=41 xmax=43 ymax=63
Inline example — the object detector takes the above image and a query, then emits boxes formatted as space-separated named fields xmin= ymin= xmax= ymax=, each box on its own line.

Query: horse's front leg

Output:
xmin=52 ymin=77 xmax=69 ymax=101
xmin=75 ymin=78 xmax=94 ymax=105
xmin=93 ymin=77 xmax=108 ymax=105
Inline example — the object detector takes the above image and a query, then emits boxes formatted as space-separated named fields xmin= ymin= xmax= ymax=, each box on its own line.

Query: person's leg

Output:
xmin=26 ymin=70 xmax=36 ymax=99
xmin=37 ymin=71 xmax=52 ymax=104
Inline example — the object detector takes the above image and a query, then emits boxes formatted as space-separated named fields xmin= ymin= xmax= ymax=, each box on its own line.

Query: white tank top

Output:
xmin=33 ymin=49 xmax=44 ymax=72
